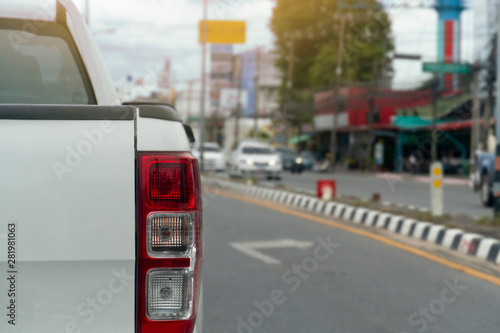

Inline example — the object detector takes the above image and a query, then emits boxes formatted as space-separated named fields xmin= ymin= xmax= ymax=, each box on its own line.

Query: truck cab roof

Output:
xmin=0 ymin=0 xmax=121 ymax=105
xmin=0 ymin=0 xmax=57 ymax=21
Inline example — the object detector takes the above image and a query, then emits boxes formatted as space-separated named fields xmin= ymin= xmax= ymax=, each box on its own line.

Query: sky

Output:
xmin=73 ymin=0 xmax=474 ymax=91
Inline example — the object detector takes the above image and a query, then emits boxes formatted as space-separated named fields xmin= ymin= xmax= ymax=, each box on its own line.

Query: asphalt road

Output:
xmin=202 ymin=192 xmax=500 ymax=333
xmin=261 ymin=171 xmax=490 ymax=218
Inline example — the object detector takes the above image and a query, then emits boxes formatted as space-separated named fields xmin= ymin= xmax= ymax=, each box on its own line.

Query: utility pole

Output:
xmin=483 ymin=71 xmax=494 ymax=150
xmin=330 ymin=13 xmax=349 ymax=172
xmin=494 ymin=1 xmax=500 ymax=217
xmin=84 ymin=0 xmax=90 ymax=26
xmin=186 ymin=79 xmax=197 ymax=121
xmin=431 ymin=77 xmax=439 ymax=162
xmin=285 ymin=38 xmax=295 ymax=145
xmin=234 ymin=55 xmax=243 ymax=149
xmin=430 ymin=76 xmax=443 ymax=217
xmin=482 ymin=29 xmax=497 ymax=150
xmin=213 ymin=66 xmax=222 ymax=143
xmin=253 ymin=48 xmax=261 ymax=138
xmin=470 ymin=68 xmax=479 ymax=158
xmin=366 ymin=61 xmax=378 ymax=171
xmin=199 ymin=0 xmax=208 ymax=171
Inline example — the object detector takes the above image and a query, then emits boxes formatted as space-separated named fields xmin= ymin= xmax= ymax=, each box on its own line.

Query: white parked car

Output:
xmin=192 ymin=142 xmax=226 ymax=172
xmin=229 ymin=141 xmax=282 ymax=180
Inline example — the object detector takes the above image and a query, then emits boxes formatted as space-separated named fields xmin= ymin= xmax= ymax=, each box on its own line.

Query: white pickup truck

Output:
xmin=0 ymin=1 xmax=203 ymax=332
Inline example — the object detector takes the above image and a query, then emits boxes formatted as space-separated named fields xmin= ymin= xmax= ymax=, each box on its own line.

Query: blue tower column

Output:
xmin=435 ymin=0 xmax=465 ymax=92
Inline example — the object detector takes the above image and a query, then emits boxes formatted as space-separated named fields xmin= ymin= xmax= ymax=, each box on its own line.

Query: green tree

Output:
xmin=271 ymin=0 xmax=394 ymax=92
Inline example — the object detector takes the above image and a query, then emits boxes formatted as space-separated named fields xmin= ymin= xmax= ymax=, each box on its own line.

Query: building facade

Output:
xmin=240 ymin=49 xmax=281 ymax=118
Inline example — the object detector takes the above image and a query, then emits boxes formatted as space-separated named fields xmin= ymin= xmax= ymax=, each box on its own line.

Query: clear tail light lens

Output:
xmin=138 ymin=153 xmax=202 ymax=333
xmin=146 ymin=269 xmax=192 ymax=320
xmin=147 ymin=213 xmax=194 ymax=256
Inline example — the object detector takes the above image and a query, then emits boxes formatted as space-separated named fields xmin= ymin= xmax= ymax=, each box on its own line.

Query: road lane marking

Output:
xmin=230 ymin=239 xmax=313 ymax=264
xmin=209 ymin=189 xmax=500 ymax=287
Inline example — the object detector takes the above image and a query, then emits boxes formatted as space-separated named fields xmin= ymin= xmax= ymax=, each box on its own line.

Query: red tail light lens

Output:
xmin=144 ymin=156 xmax=198 ymax=209
xmin=138 ymin=152 xmax=202 ymax=333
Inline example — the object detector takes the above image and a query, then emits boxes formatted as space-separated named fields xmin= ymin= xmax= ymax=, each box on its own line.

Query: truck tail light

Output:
xmin=137 ymin=153 xmax=202 ymax=333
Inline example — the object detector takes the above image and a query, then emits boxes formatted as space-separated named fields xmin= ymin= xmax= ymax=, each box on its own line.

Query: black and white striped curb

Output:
xmin=201 ymin=177 xmax=500 ymax=265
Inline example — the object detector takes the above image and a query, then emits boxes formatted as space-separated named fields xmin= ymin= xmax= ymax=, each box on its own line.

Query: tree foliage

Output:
xmin=270 ymin=0 xmax=394 ymax=93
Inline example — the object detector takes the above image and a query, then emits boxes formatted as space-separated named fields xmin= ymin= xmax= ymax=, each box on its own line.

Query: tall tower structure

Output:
xmin=435 ymin=0 xmax=465 ymax=92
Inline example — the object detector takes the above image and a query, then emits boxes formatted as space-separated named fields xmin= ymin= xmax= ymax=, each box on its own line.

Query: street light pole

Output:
xmin=431 ymin=77 xmax=439 ymax=162
xmin=494 ymin=2 xmax=500 ymax=217
xmin=213 ymin=66 xmax=222 ymax=143
xmin=234 ymin=55 xmax=242 ymax=149
xmin=186 ymin=79 xmax=197 ymax=120
xmin=470 ymin=69 xmax=479 ymax=160
xmin=285 ymin=38 xmax=295 ymax=145
xmin=84 ymin=0 xmax=90 ymax=26
xmin=253 ymin=48 xmax=261 ymax=138
xmin=366 ymin=61 xmax=378 ymax=171
xmin=330 ymin=13 xmax=348 ymax=172
xmin=199 ymin=0 xmax=208 ymax=171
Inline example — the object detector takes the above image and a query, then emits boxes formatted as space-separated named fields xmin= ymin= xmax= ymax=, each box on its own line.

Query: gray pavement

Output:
xmin=261 ymin=171 xmax=491 ymax=218
xmin=203 ymin=193 xmax=500 ymax=333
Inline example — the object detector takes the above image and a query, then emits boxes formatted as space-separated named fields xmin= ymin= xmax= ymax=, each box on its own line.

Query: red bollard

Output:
xmin=317 ymin=180 xmax=336 ymax=200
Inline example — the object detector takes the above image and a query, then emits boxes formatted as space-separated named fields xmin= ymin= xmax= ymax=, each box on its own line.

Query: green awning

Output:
xmin=288 ymin=133 xmax=313 ymax=145
xmin=392 ymin=116 xmax=433 ymax=129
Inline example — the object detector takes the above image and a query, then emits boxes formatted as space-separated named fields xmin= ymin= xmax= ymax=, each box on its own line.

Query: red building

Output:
xmin=312 ymin=87 xmax=437 ymax=170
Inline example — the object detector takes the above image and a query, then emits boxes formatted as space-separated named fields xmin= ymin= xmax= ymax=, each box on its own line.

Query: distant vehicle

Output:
xmin=300 ymin=151 xmax=316 ymax=170
xmin=274 ymin=147 xmax=296 ymax=170
xmin=274 ymin=147 xmax=304 ymax=173
xmin=229 ymin=141 xmax=282 ymax=180
xmin=290 ymin=157 xmax=304 ymax=174
xmin=442 ymin=149 xmax=465 ymax=175
xmin=470 ymin=150 xmax=494 ymax=207
xmin=192 ymin=142 xmax=226 ymax=172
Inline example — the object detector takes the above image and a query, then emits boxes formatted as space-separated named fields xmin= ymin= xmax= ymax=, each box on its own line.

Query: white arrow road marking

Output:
xmin=230 ymin=239 xmax=314 ymax=264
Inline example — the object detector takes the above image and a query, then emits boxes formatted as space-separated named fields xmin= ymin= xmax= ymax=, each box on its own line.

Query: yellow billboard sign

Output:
xmin=199 ymin=20 xmax=246 ymax=44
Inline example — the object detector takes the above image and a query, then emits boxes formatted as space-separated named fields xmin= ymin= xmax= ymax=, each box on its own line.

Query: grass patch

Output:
xmin=475 ymin=216 xmax=500 ymax=227
xmin=475 ymin=216 xmax=491 ymax=225
xmin=444 ymin=222 xmax=460 ymax=229
xmin=273 ymin=183 xmax=286 ymax=189
xmin=408 ymin=212 xmax=433 ymax=221
xmin=351 ymin=200 xmax=368 ymax=208
xmin=408 ymin=212 xmax=452 ymax=223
